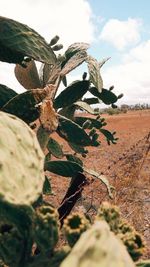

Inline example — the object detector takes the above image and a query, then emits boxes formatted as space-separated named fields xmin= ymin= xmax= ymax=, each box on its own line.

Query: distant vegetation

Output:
xmin=94 ymin=103 xmax=150 ymax=115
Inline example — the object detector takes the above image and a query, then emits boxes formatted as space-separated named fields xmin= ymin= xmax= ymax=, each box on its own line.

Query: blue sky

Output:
xmin=89 ymin=0 xmax=150 ymax=21
xmin=0 ymin=0 xmax=150 ymax=105
xmin=89 ymin=0 xmax=150 ymax=59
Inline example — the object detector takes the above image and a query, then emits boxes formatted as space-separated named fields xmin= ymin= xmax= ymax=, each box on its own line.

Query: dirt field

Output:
xmin=48 ymin=109 xmax=150 ymax=257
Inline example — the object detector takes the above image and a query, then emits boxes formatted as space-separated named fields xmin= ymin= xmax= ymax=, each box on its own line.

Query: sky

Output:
xmin=0 ymin=0 xmax=150 ymax=106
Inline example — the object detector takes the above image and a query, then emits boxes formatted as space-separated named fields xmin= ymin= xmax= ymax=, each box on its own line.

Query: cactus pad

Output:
xmin=96 ymin=202 xmax=145 ymax=261
xmin=96 ymin=201 xmax=121 ymax=233
xmin=61 ymin=220 xmax=135 ymax=267
xmin=0 ymin=111 xmax=44 ymax=205
xmin=0 ymin=222 xmax=25 ymax=267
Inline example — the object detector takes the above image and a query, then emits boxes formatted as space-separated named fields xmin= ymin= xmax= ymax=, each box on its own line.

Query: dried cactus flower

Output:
xmin=0 ymin=223 xmax=25 ymax=267
xmin=60 ymin=220 xmax=135 ymax=267
xmin=33 ymin=205 xmax=60 ymax=253
xmin=63 ymin=212 xmax=90 ymax=247
xmin=0 ymin=111 xmax=45 ymax=205
xmin=39 ymin=99 xmax=58 ymax=133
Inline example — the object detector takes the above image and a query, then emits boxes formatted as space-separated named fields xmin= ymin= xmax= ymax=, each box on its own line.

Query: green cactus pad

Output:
xmin=0 ymin=111 xmax=44 ymax=205
xmin=0 ymin=223 xmax=25 ymax=267
xmin=0 ymin=84 xmax=17 ymax=108
xmin=86 ymin=55 xmax=103 ymax=92
xmin=0 ymin=16 xmax=56 ymax=65
xmin=61 ymin=220 xmax=135 ymax=267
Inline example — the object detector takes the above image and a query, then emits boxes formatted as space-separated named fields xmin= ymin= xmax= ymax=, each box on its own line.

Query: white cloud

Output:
xmin=99 ymin=18 xmax=142 ymax=51
xmin=123 ymin=40 xmax=150 ymax=63
xmin=0 ymin=0 xmax=95 ymax=48
xmin=102 ymin=40 xmax=150 ymax=105
xmin=0 ymin=0 xmax=95 ymax=92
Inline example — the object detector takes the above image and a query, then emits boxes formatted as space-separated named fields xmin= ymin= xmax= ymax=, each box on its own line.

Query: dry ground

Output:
xmin=47 ymin=110 xmax=150 ymax=257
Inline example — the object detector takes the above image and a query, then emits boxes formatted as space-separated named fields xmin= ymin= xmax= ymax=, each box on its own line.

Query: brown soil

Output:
xmin=47 ymin=110 xmax=150 ymax=257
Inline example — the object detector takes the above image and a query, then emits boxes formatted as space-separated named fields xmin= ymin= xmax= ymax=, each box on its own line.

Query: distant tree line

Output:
xmin=120 ymin=103 xmax=150 ymax=110
xmin=94 ymin=103 xmax=150 ymax=115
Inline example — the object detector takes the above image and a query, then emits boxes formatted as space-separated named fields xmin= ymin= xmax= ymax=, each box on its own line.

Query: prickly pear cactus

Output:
xmin=63 ymin=212 xmax=90 ymax=247
xmin=96 ymin=202 xmax=145 ymax=261
xmin=0 ymin=111 xmax=44 ymax=205
xmin=0 ymin=222 xmax=25 ymax=267
xmin=60 ymin=220 xmax=135 ymax=267
xmin=118 ymin=222 xmax=145 ymax=261
xmin=96 ymin=201 xmax=121 ymax=233
xmin=136 ymin=260 xmax=150 ymax=267
xmin=33 ymin=205 xmax=60 ymax=254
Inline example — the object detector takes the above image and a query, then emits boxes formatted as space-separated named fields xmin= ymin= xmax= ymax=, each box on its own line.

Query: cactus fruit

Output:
xmin=52 ymin=44 xmax=63 ymax=51
xmin=109 ymin=85 xmax=114 ymax=91
xmin=0 ymin=111 xmax=45 ymax=205
xmin=33 ymin=205 xmax=60 ymax=253
xmin=82 ymin=72 xmax=87 ymax=80
xmin=89 ymin=127 xmax=97 ymax=137
xmin=60 ymin=220 xmax=135 ymax=267
xmin=49 ymin=35 xmax=60 ymax=46
xmin=0 ymin=222 xmax=26 ymax=267
xmin=118 ymin=93 xmax=124 ymax=99
xmin=96 ymin=201 xmax=121 ymax=233
xmin=96 ymin=202 xmax=145 ymax=261
xmin=136 ymin=260 xmax=150 ymax=267
xmin=63 ymin=213 xmax=90 ymax=247
xmin=118 ymin=222 xmax=145 ymax=261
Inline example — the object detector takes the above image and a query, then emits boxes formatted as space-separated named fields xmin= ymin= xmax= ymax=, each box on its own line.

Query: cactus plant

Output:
xmin=96 ymin=201 xmax=121 ymax=233
xmin=0 ymin=16 xmax=56 ymax=65
xmin=0 ymin=222 xmax=27 ymax=267
xmin=63 ymin=212 xmax=90 ymax=247
xmin=118 ymin=223 xmax=145 ymax=261
xmin=60 ymin=220 xmax=135 ymax=267
xmin=0 ymin=16 xmax=123 ymax=200
xmin=33 ymin=205 xmax=60 ymax=254
xmin=0 ymin=111 xmax=44 ymax=206
xmin=136 ymin=260 xmax=150 ymax=267
xmin=96 ymin=202 xmax=145 ymax=261
xmin=0 ymin=16 xmax=149 ymax=267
